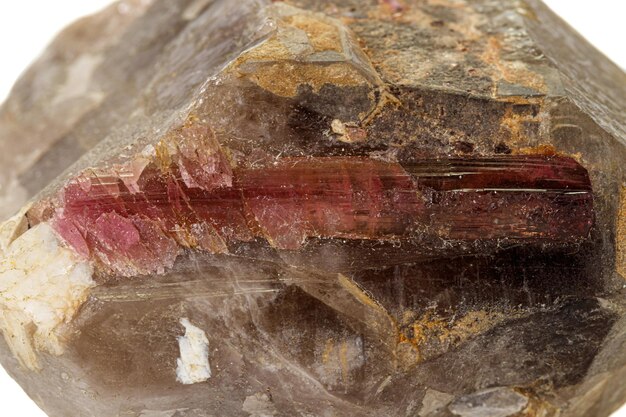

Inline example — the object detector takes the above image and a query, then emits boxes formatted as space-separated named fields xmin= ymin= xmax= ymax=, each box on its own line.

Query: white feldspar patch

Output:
xmin=176 ymin=318 xmax=211 ymax=384
xmin=0 ymin=221 xmax=94 ymax=370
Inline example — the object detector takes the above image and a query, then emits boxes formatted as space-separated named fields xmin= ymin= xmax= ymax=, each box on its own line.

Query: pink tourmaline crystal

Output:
xmin=51 ymin=155 xmax=592 ymax=276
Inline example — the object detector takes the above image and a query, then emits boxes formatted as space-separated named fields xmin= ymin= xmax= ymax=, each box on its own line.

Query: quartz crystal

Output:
xmin=0 ymin=0 xmax=625 ymax=416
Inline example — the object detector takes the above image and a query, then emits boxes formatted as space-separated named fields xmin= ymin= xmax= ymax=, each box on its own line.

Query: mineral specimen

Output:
xmin=0 ymin=0 xmax=624 ymax=416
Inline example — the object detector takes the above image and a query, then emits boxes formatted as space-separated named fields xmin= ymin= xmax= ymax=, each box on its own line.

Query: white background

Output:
xmin=0 ymin=1 xmax=624 ymax=416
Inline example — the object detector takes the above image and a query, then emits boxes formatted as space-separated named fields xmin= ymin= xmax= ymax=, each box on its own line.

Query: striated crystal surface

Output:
xmin=0 ymin=0 xmax=625 ymax=416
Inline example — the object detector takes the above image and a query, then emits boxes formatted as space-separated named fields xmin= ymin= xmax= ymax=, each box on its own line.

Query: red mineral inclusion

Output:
xmin=238 ymin=158 xmax=422 ymax=249
xmin=53 ymin=155 xmax=593 ymax=276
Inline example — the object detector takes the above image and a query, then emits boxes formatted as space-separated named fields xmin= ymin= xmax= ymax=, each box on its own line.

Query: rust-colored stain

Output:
xmin=498 ymin=103 xmax=543 ymax=145
xmin=339 ymin=340 xmax=350 ymax=385
xmin=337 ymin=273 xmax=400 ymax=342
xmin=481 ymin=36 xmax=547 ymax=97
xmin=319 ymin=337 xmax=356 ymax=386
xmin=321 ymin=338 xmax=334 ymax=365
xmin=230 ymin=6 xmax=376 ymax=99
xmin=514 ymin=144 xmax=558 ymax=156
xmin=244 ymin=62 xmax=368 ymax=97
xmin=517 ymin=387 xmax=560 ymax=417
xmin=285 ymin=14 xmax=343 ymax=52
xmin=395 ymin=309 xmax=518 ymax=367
